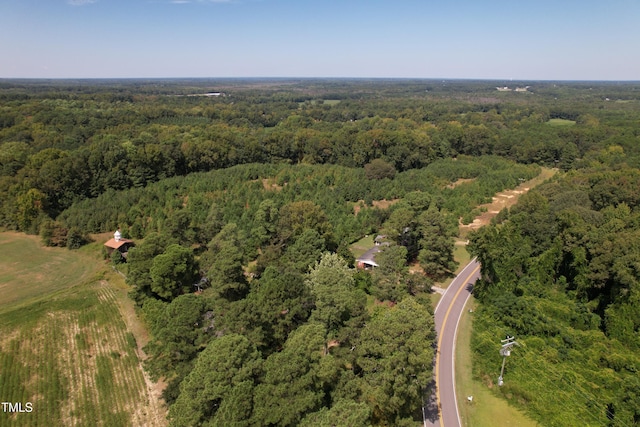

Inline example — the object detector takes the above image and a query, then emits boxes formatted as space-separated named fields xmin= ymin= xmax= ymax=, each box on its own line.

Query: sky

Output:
xmin=0 ymin=0 xmax=639 ymax=80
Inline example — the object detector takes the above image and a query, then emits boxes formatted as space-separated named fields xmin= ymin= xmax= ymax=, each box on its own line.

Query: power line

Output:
xmin=497 ymin=335 xmax=519 ymax=387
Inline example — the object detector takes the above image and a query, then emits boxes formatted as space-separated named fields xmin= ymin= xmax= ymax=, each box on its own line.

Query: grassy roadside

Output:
xmin=455 ymin=298 xmax=539 ymax=427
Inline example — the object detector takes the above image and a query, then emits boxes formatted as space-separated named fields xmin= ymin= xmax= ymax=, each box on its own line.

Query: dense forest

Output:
xmin=469 ymin=165 xmax=640 ymax=426
xmin=1 ymin=79 xmax=640 ymax=426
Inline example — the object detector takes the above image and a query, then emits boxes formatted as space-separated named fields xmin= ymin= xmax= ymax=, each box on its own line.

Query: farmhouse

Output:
xmin=104 ymin=230 xmax=135 ymax=259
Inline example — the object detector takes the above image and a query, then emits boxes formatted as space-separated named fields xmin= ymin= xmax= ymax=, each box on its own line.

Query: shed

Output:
xmin=104 ymin=230 xmax=135 ymax=259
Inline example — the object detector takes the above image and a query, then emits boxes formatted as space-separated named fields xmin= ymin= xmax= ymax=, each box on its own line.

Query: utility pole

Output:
xmin=498 ymin=336 xmax=519 ymax=387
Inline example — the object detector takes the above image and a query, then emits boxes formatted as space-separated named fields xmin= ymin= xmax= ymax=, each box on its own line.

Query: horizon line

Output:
xmin=1 ymin=76 xmax=639 ymax=83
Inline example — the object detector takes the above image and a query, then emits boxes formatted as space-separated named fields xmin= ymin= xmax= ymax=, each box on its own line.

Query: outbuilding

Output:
xmin=104 ymin=230 xmax=135 ymax=259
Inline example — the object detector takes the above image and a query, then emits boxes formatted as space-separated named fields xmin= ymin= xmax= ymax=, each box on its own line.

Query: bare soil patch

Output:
xmin=446 ymin=178 xmax=476 ymax=189
xmin=459 ymin=168 xmax=557 ymax=233
xmin=353 ymin=198 xmax=400 ymax=215
xmin=261 ymin=178 xmax=284 ymax=191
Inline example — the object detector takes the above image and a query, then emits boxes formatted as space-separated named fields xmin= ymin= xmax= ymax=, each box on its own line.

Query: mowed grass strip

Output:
xmin=0 ymin=233 xmax=97 ymax=312
xmin=0 ymin=233 xmax=165 ymax=427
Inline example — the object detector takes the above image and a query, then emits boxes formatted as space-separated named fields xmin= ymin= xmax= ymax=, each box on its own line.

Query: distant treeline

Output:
xmin=2 ymin=80 xmax=639 ymax=232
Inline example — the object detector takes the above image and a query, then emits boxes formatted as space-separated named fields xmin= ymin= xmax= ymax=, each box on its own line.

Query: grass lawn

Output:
xmin=0 ymin=232 xmax=166 ymax=427
xmin=0 ymin=233 xmax=98 ymax=312
xmin=547 ymin=118 xmax=576 ymax=126
xmin=349 ymin=234 xmax=375 ymax=259
xmin=455 ymin=299 xmax=539 ymax=427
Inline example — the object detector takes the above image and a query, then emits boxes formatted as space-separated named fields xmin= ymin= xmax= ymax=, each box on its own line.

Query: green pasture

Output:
xmin=0 ymin=233 xmax=98 ymax=313
xmin=0 ymin=233 xmax=162 ymax=426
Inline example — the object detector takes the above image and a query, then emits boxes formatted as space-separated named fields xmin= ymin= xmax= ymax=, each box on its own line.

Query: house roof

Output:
xmin=104 ymin=238 xmax=134 ymax=250
xmin=356 ymin=246 xmax=381 ymax=267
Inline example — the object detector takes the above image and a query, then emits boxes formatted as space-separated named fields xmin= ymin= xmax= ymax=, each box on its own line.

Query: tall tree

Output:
xmin=372 ymin=244 xmax=410 ymax=302
xmin=306 ymin=252 xmax=366 ymax=335
xmin=150 ymin=243 xmax=199 ymax=301
xmin=144 ymin=294 xmax=212 ymax=404
xmin=202 ymin=223 xmax=249 ymax=301
xmin=252 ymin=323 xmax=338 ymax=427
xmin=417 ymin=203 xmax=457 ymax=279
xmin=355 ymin=297 xmax=435 ymax=425
xmin=169 ymin=334 xmax=262 ymax=427
xmin=277 ymin=200 xmax=333 ymax=246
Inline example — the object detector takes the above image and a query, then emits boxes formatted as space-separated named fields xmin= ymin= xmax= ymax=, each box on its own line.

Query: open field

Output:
xmin=547 ymin=118 xmax=576 ymax=126
xmin=0 ymin=233 xmax=166 ymax=427
xmin=0 ymin=233 xmax=97 ymax=312
xmin=455 ymin=300 xmax=539 ymax=427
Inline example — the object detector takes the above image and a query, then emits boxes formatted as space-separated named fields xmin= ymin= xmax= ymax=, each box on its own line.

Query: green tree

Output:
xmin=299 ymin=399 xmax=371 ymax=427
xmin=202 ymin=224 xmax=249 ymax=301
xmin=364 ymin=158 xmax=397 ymax=180
xmin=306 ymin=252 xmax=366 ymax=335
xmin=372 ymin=245 xmax=409 ymax=302
xmin=150 ymin=244 xmax=198 ymax=301
xmin=144 ymin=294 xmax=212 ymax=404
xmin=169 ymin=334 xmax=262 ymax=427
xmin=417 ymin=204 xmax=457 ymax=279
xmin=277 ymin=200 xmax=333 ymax=246
xmin=66 ymin=226 xmax=89 ymax=249
xmin=250 ymin=198 xmax=280 ymax=247
xmin=230 ymin=266 xmax=313 ymax=352
xmin=15 ymin=187 xmax=45 ymax=232
xmin=252 ymin=323 xmax=338 ymax=427
xmin=280 ymin=229 xmax=326 ymax=274
xmin=126 ymin=232 xmax=167 ymax=304
xmin=355 ymin=297 xmax=435 ymax=425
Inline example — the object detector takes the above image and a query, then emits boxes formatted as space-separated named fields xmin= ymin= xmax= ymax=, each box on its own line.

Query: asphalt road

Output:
xmin=425 ymin=258 xmax=481 ymax=427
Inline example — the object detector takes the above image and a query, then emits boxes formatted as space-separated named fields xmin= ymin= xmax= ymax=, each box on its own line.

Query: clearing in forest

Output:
xmin=458 ymin=167 xmax=557 ymax=236
xmin=0 ymin=233 xmax=166 ymax=427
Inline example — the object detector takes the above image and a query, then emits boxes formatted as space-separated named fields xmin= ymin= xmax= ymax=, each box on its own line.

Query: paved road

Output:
xmin=425 ymin=259 xmax=481 ymax=427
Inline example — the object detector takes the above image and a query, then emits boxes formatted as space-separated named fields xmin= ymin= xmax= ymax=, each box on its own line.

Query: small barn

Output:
xmin=104 ymin=230 xmax=135 ymax=259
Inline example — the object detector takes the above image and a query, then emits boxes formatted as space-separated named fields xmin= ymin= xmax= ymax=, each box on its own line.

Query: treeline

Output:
xmin=57 ymin=157 xmax=537 ymax=246
xmin=468 ymin=159 xmax=640 ymax=426
xmin=2 ymin=80 xmax=639 ymax=233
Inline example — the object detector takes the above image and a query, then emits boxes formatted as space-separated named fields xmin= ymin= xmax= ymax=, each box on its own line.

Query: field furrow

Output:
xmin=0 ymin=233 xmax=167 ymax=427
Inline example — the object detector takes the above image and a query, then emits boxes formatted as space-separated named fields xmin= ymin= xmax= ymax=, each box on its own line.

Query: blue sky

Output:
xmin=1 ymin=0 xmax=638 ymax=79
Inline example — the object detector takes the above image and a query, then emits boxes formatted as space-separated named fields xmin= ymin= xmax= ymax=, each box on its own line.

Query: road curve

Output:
xmin=425 ymin=259 xmax=481 ymax=427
